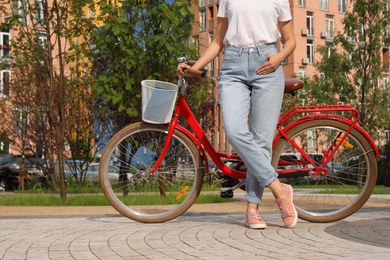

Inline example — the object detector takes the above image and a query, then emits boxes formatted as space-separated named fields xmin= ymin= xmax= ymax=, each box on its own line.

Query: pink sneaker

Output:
xmin=275 ymin=184 xmax=298 ymax=228
xmin=245 ymin=209 xmax=267 ymax=229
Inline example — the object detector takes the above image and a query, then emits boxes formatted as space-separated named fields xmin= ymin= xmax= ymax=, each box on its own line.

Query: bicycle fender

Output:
xmin=172 ymin=124 xmax=210 ymax=173
xmin=274 ymin=114 xmax=380 ymax=157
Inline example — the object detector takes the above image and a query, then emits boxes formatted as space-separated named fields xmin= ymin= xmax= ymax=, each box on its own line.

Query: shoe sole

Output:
xmin=245 ymin=222 xmax=267 ymax=229
xmin=285 ymin=185 xmax=298 ymax=228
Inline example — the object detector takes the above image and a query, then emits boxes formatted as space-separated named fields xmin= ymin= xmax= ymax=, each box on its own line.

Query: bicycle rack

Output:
xmin=279 ymin=104 xmax=360 ymax=126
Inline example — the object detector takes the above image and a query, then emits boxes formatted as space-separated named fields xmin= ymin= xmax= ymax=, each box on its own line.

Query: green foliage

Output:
xmin=0 ymin=0 xmax=212 ymax=195
xmin=89 ymin=0 xmax=200 ymax=130
xmin=304 ymin=0 xmax=390 ymax=135
xmin=0 ymin=0 xmax=110 ymax=195
xmin=378 ymin=142 xmax=390 ymax=187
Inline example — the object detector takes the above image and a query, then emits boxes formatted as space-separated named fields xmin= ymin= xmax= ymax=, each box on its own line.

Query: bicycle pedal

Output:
xmin=220 ymin=190 xmax=234 ymax=199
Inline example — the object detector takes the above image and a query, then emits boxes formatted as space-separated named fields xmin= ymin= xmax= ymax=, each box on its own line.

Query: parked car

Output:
xmin=87 ymin=163 xmax=110 ymax=183
xmin=0 ymin=155 xmax=45 ymax=191
xmin=64 ymin=160 xmax=87 ymax=181
xmin=86 ymin=163 xmax=133 ymax=184
xmin=53 ymin=160 xmax=88 ymax=183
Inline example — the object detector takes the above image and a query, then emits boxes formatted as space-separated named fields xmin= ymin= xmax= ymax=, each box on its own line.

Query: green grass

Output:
xmin=2 ymin=184 xmax=387 ymax=206
xmin=372 ymin=185 xmax=390 ymax=194
xmin=13 ymin=185 xmax=103 ymax=194
xmin=0 ymin=194 xmax=111 ymax=206
xmin=291 ymin=185 xmax=390 ymax=194
xmin=0 ymin=181 xmax=232 ymax=206
xmin=0 ymin=192 xmax=232 ymax=206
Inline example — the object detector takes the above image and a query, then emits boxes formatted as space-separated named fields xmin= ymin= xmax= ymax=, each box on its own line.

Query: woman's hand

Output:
xmin=177 ymin=63 xmax=192 ymax=75
xmin=257 ymin=20 xmax=296 ymax=75
xmin=256 ymin=54 xmax=282 ymax=75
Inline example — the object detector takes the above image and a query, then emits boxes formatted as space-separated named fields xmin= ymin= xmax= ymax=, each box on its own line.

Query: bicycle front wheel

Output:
xmin=272 ymin=119 xmax=377 ymax=223
xmin=99 ymin=122 xmax=204 ymax=223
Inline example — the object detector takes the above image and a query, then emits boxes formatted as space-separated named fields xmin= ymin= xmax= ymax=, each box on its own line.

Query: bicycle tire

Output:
xmin=272 ymin=119 xmax=377 ymax=223
xmin=99 ymin=122 xmax=204 ymax=223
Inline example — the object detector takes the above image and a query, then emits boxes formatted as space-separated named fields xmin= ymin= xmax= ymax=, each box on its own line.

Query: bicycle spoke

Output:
xmin=272 ymin=119 xmax=377 ymax=222
xmin=99 ymin=122 xmax=203 ymax=223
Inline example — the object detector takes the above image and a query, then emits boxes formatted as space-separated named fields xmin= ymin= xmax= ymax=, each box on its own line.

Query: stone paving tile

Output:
xmin=0 ymin=206 xmax=389 ymax=260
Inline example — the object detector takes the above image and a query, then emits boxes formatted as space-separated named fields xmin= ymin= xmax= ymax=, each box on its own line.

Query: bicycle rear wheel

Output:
xmin=99 ymin=122 xmax=203 ymax=223
xmin=272 ymin=119 xmax=377 ymax=223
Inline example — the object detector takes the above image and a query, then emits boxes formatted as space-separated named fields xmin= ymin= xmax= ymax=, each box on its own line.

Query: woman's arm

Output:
xmin=177 ymin=17 xmax=228 ymax=75
xmin=256 ymin=20 xmax=296 ymax=75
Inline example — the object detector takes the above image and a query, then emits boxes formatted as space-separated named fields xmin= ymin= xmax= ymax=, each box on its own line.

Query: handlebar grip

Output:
xmin=185 ymin=68 xmax=206 ymax=78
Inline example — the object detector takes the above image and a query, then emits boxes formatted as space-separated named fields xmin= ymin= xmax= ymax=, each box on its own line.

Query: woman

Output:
xmin=178 ymin=0 xmax=297 ymax=229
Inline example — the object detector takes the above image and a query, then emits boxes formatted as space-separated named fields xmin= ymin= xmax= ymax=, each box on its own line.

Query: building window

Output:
xmin=358 ymin=20 xmax=365 ymax=42
xmin=200 ymin=10 xmax=206 ymax=31
xmin=0 ymin=31 xmax=10 ymax=57
xmin=384 ymin=75 xmax=389 ymax=101
xmin=36 ymin=32 xmax=47 ymax=48
xmin=193 ymin=36 xmax=199 ymax=51
xmin=383 ymin=75 xmax=389 ymax=90
xmin=298 ymin=0 xmax=305 ymax=7
xmin=12 ymin=0 xmax=29 ymax=24
xmin=306 ymin=12 xmax=314 ymax=36
xmin=209 ymin=59 xmax=214 ymax=77
xmin=346 ymin=26 xmax=356 ymax=43
xmin=299 ymin=67 xmax=306 ymax=79
xmin=320 ymin=0 xmax=328 ymax=11
xmin=0 ymin=70 xmax=10 ymax=97
xmin=385 ymin=130 xmax=390 ymax=143
xmin=307 ymin=40 xmax=314 ymax=63
xmin=327 ymin=46 xmax=331 ymax=58
xmin=34 ymin=0 xmax=44 ymax=25
xmin=12 ymin=103 xmax=29 ymax=136
xmin=199 ymin=0 xmax=206 ymax=8
xmin=384 ymin=24 xmax=389 ymax=48
xmin=338 ymin=0 xmax=346 ymax=13
xmin=326 ymin=15 xmax=335 ymax=38
xmin=209 ymin=34 xmax=214 ymax=75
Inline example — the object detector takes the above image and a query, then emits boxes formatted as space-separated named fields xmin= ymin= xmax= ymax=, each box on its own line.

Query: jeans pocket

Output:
xmin=222 ymin=50 xmax=238 ymax=63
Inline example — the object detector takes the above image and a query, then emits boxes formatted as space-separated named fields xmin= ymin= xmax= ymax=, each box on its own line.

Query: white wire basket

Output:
xmin=141 ymin=80 xmax=178 ymax=124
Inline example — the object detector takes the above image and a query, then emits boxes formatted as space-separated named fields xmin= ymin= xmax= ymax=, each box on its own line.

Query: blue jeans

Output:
xmin=218 ymin=45 xmax=285 ymax=205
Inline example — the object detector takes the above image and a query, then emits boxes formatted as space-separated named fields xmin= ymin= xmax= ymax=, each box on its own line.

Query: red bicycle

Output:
xmin=99 ymin=58 xmax=379 ymax=223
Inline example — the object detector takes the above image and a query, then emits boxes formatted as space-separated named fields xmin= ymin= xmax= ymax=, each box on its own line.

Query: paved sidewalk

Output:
xmin=0 ymin=196 xmax=389 ymax=260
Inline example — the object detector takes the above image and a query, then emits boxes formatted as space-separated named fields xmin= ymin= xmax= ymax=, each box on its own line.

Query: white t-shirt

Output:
xmin=217 ymin=0 xmax=292 ymax=47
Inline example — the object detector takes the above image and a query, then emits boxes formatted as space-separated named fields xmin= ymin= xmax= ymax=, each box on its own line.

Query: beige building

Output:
xmin=192 ymin=0 xmax=388 ymax=153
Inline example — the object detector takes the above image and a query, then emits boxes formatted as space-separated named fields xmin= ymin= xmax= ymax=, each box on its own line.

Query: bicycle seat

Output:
xmin=284 ymin=78 xmax=304 ymax=94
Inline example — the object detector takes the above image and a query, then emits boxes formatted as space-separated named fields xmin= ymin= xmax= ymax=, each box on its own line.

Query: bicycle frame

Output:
xmin=150 ymin=79 xmax=245 ymax=179
xmin=151 ymin=78 xmax=379 ymax=180
xmin=274 ymin=105 xmax=379 ymax=176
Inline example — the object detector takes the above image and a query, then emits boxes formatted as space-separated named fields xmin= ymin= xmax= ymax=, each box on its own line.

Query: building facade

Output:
xmin=192 ymin=0 xmax=389 ymax=153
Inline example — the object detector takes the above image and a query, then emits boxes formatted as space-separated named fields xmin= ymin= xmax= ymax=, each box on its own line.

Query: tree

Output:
xmin=0 ymin=0 xmax=103 ymax=199
xmin=85 ymin=0 xmax=211 ymax=195
xmin=0 ymin=0 xmax=210 ymax=198
xmin=89 ymin=0 xmax=207 ymax=134
xmin=303 ymin=0 xmax=390 ymax=136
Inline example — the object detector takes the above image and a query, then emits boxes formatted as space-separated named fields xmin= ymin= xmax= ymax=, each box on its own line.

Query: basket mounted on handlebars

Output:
xmin=141 ymin=80 xmax=178 ymax=124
